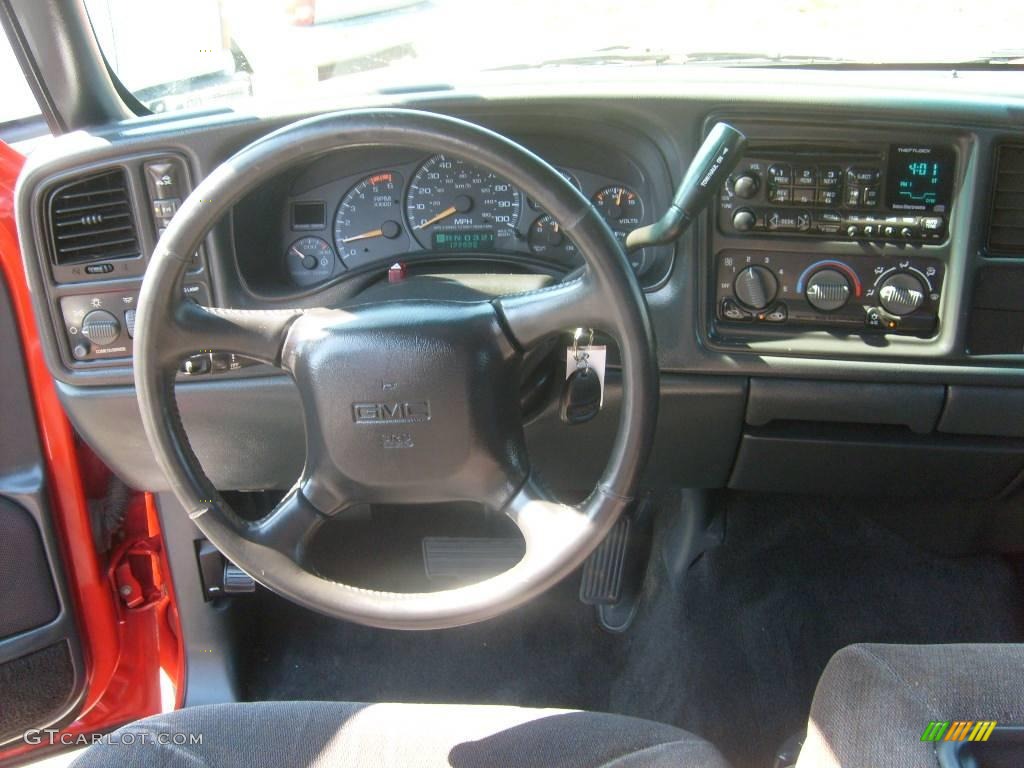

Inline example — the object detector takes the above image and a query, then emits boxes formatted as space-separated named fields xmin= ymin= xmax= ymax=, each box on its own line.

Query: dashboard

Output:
xmin=12 ymin=71 xmax=1024 ymax=501
xmin=229 ymin=136 xmax=674 ymax=299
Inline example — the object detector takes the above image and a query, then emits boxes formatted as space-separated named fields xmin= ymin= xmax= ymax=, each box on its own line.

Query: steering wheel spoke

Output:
xmin=245 ymin=488 xmax=326 ymax=563
xmin=164 ymin=299 xmax=303 ymax=367
xmin=503 ymin=477 xmax=591 ymax=551
xmin=496 ymin=274 xmax=603 ymax=349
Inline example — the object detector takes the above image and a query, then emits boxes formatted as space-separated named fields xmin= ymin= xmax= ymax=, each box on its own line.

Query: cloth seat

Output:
xmin=70 ymin=700 xmax=731 ymax=768
xmin=796 ymin=643 xmax=1024 ymax=768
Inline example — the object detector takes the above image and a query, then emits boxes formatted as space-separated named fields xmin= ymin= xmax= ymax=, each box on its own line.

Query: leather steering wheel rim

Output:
xmin=134 ymin=108 xmax=658 ymax=630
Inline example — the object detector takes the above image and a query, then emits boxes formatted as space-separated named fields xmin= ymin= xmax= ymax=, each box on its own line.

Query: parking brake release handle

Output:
xmin=625 ymin=122 xmax=746 ymax=252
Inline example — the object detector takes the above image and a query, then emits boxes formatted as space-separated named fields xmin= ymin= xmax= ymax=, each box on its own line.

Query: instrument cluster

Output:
xmin=281 ymin=154 xmax=655 ymax=289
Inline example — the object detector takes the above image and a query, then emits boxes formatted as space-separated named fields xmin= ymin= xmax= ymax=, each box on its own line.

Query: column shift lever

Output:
xmin=625 ymin=122 xmax=747 ymax=252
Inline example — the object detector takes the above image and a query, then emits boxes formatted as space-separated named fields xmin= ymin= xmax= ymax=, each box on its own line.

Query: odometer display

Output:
xmin=432 ymin=231 xmax=497 ymax=251
xmin=406 ymin=155 xmax=521 ymax=250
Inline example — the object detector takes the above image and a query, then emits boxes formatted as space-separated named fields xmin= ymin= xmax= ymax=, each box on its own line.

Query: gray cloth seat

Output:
xmin=796 ymin=643 xmax=1024 ymax=768
xmin=70 ymin=701 xmax=731 ymax=768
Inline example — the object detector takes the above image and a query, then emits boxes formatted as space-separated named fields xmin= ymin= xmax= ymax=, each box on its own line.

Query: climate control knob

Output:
xmin=732 ymin=174 xmax=760 ymax=199
xmin=805 ymin=268 xmax=851 ymax=312
xmin=732 ymin=208 xmax=756 ymax=232
xmin=80 ymin=309 xmax=121 ymax=346
xmin=878 ymin=273 xmax=925 ymax=316
xmin=734 ymin=265 xmax=778 ymax=310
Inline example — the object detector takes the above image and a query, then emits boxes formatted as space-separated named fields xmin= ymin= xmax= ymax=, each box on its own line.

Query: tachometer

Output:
xmin=406 ymin=155 xmax=522 ymax=250
xmin=286 ymin=236 xmax=337 ymax=288
xmin=334 ymin=172 xmax=405 ymax=269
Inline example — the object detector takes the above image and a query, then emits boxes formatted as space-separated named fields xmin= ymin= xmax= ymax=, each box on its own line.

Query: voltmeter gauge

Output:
xmin=285 ymin=236 xmax=337 ymax=288
xmin=592 ymin=186 xmax=644 ymax=229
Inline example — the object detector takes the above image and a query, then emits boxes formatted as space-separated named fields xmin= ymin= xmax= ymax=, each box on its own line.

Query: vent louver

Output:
xmin=988 ymin=143 xmax=1024 ymax=256
xmin=47 ymin=169 xmax=140 ymax=266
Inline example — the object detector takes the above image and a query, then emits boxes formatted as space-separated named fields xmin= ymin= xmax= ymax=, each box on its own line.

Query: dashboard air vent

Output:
xmin=987 ymin=143 xmax=1024 ymax=256
xmin=47 ymin=169 xmax=140 ymax=265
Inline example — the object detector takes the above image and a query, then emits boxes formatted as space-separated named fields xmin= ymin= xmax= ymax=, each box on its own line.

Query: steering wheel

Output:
xmin=134 ymin=109 xmax=658 ymax=630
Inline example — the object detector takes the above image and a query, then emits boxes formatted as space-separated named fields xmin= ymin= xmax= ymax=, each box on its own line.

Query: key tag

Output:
xmin=560 ymin=328 xmax=607 ymax=425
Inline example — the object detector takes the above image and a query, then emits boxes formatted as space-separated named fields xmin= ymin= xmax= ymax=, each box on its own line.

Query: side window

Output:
xmin=0 ymin=27 xmax=46 ymax=141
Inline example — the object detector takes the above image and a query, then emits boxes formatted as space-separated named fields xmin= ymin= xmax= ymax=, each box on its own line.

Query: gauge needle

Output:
xmin=414 ymin=205 xmax=458 ymax=230
xmin=289 ymin=246 xmax=305 ymax=260
xmin=616 ymin=189 xmax=623 ymax=206
xmin=341 ymin=228 xmax=384 ymax=243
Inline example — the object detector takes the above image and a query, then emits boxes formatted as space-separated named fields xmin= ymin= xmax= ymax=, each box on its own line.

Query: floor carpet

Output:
xmin=240 ymin=492 xmax=1024 ymax=768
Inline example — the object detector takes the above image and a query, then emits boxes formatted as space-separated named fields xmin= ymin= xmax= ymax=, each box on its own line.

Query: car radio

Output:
xmin=718 ymin=144 xmax=956 ymax=242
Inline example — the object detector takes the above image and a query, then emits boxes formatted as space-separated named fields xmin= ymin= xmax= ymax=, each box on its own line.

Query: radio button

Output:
xmin=820 ymin=166 xmax=843 ymax=187
xmin=847 ymin=167 xmax=880 ymax=184
xmin=796 ymin=212 xmax=812 ymax=232
xmin=794 ymin=167 xmax=818 ymax=186
xmin=921 ymin=216 xmax=943 ymax=231
xmin=793 ymin=188 xmax=815 ymax=205
xmin=732 ymin=208 xmax=757 ymax=232
xmin=817 ymin=189 xmax=840 ymax=206
xmin=732 ymin=174 xmax=760 ymax=199
xmin=766 ymin=211 xmax=797 ymax=231
xmin=863 ymin=186 xmax=880 ymax=207
xmin=768 ymin=187 xmax=792 ymax=203
xmin=845 ymin=187 xmax=861 ymax=207
xmin=767 ymin=163 xmax=792 ymax=185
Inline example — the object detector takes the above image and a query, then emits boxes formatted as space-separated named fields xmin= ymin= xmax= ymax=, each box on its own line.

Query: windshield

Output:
xmin=86 ymin=0 xmax=1023 ymax=114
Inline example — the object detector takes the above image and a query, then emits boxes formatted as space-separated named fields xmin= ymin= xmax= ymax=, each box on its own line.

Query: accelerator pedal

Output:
xmin=579 ymin=517 xmax=630 ymax=605
xmin=422 ymin=537 xmax=525 ymax=583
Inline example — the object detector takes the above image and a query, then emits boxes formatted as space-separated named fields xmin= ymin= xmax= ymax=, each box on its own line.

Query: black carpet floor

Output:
xmin=241 ymin=492 xmax=1024 ymax=768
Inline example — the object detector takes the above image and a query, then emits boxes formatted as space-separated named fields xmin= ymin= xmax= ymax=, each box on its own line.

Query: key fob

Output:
xmin=561 ymin=367 xmax=602 ymax=425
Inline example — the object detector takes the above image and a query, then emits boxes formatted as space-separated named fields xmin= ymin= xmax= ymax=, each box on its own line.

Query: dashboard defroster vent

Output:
xmin=987 ymin=143 xmax=1024 ymax=256
xmin=47 ymin=169 xmax=140 ymax=266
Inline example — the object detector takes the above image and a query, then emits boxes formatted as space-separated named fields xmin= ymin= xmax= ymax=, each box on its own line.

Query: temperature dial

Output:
xmin=734 ymin=265 xmax=777 ymax=310
xmin=878 ymin=273 xmax=926 ymax=316
xmin=805 ymin=269 xmax=851 ymax=312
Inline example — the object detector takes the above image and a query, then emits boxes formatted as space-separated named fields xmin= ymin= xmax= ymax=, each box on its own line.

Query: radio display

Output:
xmin=886 ymin=145 xmax=955 ymax=212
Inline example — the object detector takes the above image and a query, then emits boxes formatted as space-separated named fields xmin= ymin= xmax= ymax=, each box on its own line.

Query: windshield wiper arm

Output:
xmin=487 ymin=47 xmax=852 ymax=71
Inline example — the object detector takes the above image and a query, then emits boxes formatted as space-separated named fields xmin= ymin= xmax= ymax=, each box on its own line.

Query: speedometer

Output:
xmin=405 ymin=155 xmax=522 ymax=250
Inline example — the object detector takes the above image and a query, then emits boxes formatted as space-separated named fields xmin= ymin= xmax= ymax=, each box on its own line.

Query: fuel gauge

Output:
xmin=286 ymin=236 xmax=337 ymax=288
xmin=528 ymin=214 xmax=579 ymax=265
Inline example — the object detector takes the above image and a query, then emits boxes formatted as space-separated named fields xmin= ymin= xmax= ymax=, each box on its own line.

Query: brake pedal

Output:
xmin=422 ymin=537 xmax=524 ymax=582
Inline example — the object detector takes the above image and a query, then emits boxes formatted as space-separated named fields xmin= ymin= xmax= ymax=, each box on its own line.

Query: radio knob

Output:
xmin=80 ymin=309 xmax=121 ymax=346
xmin=878 ymin=273 xmax=926 ymax=316
xmin=846 ymin=225 xmax=859 ymax=238
xmin=805 ymin=268 xmax=852 ymax=312
xmin=732 ymin=208 xmax=757 ymax=232
xmin=734 ymin=265 xmax=777 ymax=310
xmin=732 ymin=174 xmax=759 ymax=199
xmin=900 ymin=227 xmax=914 ymax=238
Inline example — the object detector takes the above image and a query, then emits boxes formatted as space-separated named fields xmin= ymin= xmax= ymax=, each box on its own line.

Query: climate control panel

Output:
xmin=714 ymin=250 xmax=944 ymax=335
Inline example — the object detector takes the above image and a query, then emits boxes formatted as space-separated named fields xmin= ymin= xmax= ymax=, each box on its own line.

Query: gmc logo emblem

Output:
xmin=352 ymin=401 xmax=431 ymax=425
